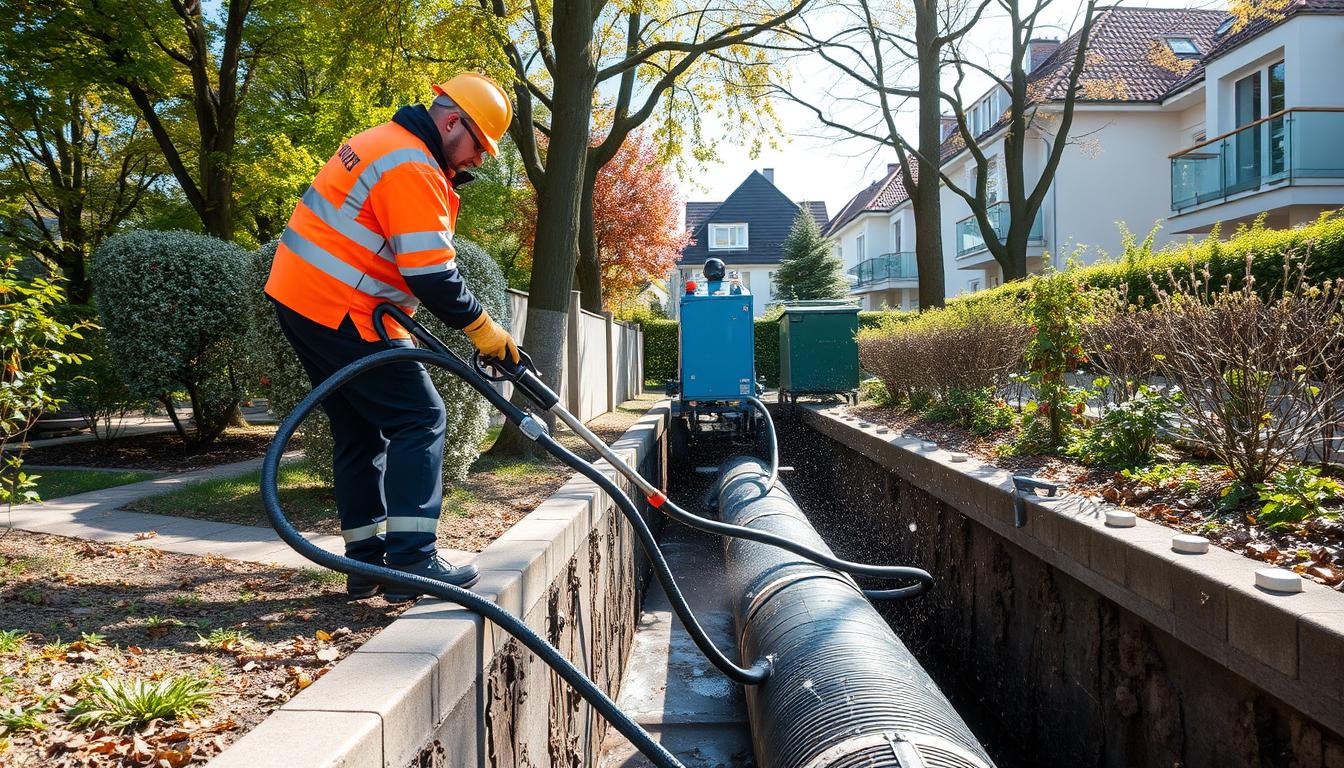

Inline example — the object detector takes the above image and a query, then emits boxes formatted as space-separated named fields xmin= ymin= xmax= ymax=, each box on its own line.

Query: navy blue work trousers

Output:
xmin=272 ymin=300 xmax=445 ymax=567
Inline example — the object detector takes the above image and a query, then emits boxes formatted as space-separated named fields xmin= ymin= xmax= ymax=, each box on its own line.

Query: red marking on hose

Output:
xmin=648 ymin=491 xmax=667 ymax=508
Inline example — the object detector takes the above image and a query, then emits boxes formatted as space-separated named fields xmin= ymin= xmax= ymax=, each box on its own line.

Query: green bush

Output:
xmin=634 ymin=316 xmax=785 ymax=388
xmin=639 ymin=318 xmax=678 ymax=385
xmin=251 ymin=237 xmax=509 ymax=485
xmin=92 ymin=230 xmax=254 ymax=447
xmin=947 ymin=213 xmax=1344 ymax=317
xmin=1068 ymin=384 xmax=1180 ymax=468
xmin=925 ymin=386 xmax=1016 ymax=435
xmin=0 ymin=255 xmax=93 ymax=503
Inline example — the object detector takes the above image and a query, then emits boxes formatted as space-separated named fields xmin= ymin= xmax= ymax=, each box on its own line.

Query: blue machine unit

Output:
xmin=679 ymin=290 xmax=755 ymax=399
xmin=668 ymin=259 xmax=762 ymax=453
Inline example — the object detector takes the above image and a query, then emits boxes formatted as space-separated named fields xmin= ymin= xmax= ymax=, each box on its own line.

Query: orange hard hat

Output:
xmin=432 ymin=73 xmax=512 ymax=156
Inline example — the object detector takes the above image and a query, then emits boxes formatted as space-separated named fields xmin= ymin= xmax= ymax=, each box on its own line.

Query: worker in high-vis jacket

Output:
xmin=265 ymin=73 xmax=519 ymax=601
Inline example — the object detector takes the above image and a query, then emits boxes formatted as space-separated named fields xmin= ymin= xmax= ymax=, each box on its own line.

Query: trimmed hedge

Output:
xmin=636 ymin=317 xmax=787 ymax=388
xmin=952 ymin=214 xmax=1344 ymax=311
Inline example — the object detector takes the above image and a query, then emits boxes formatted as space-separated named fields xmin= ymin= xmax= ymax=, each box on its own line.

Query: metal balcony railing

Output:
xmin=1170 ymin=108 xmax=1344 ymax=212
xmin=955 ymin=201 xmax=1044 ymax=256
xmin=847 ymin=252 xmax=918 ymax=287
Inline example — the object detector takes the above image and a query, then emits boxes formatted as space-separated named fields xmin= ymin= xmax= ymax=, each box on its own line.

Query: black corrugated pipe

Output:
xmin=715 ymin=457 xmax=997 ymax=768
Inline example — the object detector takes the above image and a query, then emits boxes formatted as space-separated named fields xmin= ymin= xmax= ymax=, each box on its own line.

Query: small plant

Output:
xmin=1254 ymin=466 xmax=1344 ymax=531
xmin=0 ymin=699 xmax=51 ymax=735
xmin=0 ymin=630 xmax=27 ymax=654
xmin=171 ymin=593 xmax=204 ymax=609
xmin=927 ymin=387 xmax=1015 ymax=435
xmin=77 ymin=632 xmax=105 ymax=647
xmin=859 ymin=378 xmax=894 ymax=406
xmin=1069 ymin=385 xmax=1180 ymax=468
xmin=67 ymin=675 xmax=215 ymax=730
xmin=143 ymin=615 xmax=183 ymax=637
xmin=194 ymin=628 xmax=253 ymax=652
xmin=1019 ymin=266 xmax=1093 ymax=453
xmin=1119 ymin=463 xmax=1203 ymax=493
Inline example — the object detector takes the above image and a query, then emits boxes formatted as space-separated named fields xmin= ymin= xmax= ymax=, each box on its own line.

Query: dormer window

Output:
xmin=1215 ymin=16 xmax=1235 ymax=36
xmin=709 ymin=223 xmax=748 ymax=250
xmin=1165 ymin=37 xmax=1199 ymax=57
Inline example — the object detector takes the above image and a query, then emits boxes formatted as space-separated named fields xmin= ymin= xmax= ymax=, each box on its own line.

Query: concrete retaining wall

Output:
xmin=790 ymin=406 xmax=1344 ymax=768
xmin=210 ymin=404 xmax=668 ymax=768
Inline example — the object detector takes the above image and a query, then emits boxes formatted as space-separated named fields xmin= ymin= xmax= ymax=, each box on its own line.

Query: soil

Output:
xmin=848 ymin=403 xmax=1344 ymax=590
xmin=0 ymin=529 xmax=408 ymax=767
xmin=22 ymin=427 xmax=284 ymax=473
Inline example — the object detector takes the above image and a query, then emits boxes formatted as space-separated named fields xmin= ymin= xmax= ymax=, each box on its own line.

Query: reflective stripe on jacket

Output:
xmin=265 ymin=121 xmax=465 ymax=341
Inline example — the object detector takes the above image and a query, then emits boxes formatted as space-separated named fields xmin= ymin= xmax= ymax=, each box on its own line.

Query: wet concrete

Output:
xmin=597 ymin=523 xmax=752 ymax=768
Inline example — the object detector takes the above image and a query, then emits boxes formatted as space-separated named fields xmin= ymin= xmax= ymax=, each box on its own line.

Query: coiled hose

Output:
xmin=260 ymin=306 xmax=934 ymax=766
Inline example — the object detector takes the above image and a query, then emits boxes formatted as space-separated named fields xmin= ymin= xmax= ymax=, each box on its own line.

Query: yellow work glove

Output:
xmin=463 ymin=311 xmax=520 ymax=365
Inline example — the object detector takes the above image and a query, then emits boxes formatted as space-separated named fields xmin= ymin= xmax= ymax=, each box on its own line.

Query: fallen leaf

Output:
xmin=262 ymin=687 xmax=285 ymax=700
xmin=132 ymin=531 xmax=158 ymax=541
xmin=241 ymin=661 xmax=257 ymax=672
xmin=154 ymin=747 xmax=193 ymax=767
xmin=314 ymin=630 xmax=332 ymax=642
xmin=316 ymin=648 xmax=339 ymax=662
xmin=331 ymin=627 xmax=352 ymax=638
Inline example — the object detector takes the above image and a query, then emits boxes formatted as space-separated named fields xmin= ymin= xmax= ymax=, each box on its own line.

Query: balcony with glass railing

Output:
xmin=955 ymin=201 xmax=1044 ymax=257
xmin=847 ymin=252 xmax=917 ymax=288
xmin=1170 ymin=108 xmax=1344 ymax=212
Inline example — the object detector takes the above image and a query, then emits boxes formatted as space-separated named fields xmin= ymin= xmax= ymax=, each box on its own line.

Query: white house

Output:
xmin=828 ymin=2 xmax=1344 ymax=305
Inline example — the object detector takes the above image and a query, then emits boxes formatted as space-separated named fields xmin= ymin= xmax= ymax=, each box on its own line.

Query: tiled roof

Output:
xmin=685 ymin=201 xmax=720 ymax=232
xmin=679 ymin=171 xmax=821 ymax=266
xmin=824 ymin=165 xmax=913 ymax=236
xmin=1032 ymin=6 xmax=1225 ymax=102
xmin=1204 ymin=0 xmax=1344 ymax=63
xmin=936 ymin=6 xmax=1224 ymax=164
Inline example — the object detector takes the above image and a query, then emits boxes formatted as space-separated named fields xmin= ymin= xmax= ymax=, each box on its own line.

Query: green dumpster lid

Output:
xmin=777 ymin=300 xmax=861 ymax=317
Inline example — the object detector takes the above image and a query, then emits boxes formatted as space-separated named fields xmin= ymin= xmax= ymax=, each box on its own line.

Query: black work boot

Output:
xmin=346 ymin=572 xmax=382 ymax=600
xmin=384 ymin=555 xmax=480 ymax=603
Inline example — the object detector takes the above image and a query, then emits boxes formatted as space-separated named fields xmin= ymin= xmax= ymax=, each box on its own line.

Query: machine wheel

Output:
xmin=669 ymin=415 xmax=691 ymax=479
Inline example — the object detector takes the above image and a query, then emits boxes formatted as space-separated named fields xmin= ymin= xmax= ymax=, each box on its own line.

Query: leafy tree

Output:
xmin=591 ymin=133 xmax=689 ymax=309
xmin=456 ymin=136 xmax=534 ymax=291
xmin=460 ymin=0 xmax=810 ymax=457
xmin=773 ymin=208 xmax=847 ymax=302
xmin=514 ymin=132 xmax=688 ymax=309
xmin=0 ymin=16 xmax=161 ymax=301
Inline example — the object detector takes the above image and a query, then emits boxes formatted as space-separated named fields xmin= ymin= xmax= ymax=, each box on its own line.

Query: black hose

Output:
xmin=260 ymin=346 xmax=681 ymax=768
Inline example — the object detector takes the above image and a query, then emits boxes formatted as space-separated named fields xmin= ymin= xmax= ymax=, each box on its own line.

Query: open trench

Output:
xmin=596 ymin=406 xmax=1026 ymax=768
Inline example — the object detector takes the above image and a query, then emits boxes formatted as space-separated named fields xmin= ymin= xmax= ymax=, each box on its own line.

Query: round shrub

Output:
xmin=92 ymin=230 xmax=254 ymax=446
xmin=252 ymin=237 xmax=510 ymax=485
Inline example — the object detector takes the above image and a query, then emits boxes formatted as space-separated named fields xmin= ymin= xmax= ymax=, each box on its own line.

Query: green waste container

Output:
xmin=777 ymin=301 xmax=860 ymax=404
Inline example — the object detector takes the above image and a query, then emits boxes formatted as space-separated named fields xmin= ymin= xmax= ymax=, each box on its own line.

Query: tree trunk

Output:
xmin=490 ymin=0 xmax=597 ymax=459
xmin=912 ymin=1 xmax=946 ymax=310
xmin=574 ymin=170 xmax=603 ymax=312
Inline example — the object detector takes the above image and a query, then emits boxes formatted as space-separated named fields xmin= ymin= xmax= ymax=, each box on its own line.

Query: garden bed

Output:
xmin=847 ymin=402 xmax=1344 ymax=588
xmin=21 ymin=427 xmax=283 ymax=473
xmin=0 ymin=529 xmax=406 ymax=767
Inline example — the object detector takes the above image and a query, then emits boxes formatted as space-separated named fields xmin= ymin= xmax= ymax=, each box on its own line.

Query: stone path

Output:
xmin=1 ymin=455 xmax=474 ymax=571
xmin=10 ymin=402 xmax=276 ymax=451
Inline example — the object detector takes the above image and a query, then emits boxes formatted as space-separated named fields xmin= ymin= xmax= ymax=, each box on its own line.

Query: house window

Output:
xmin=985 ymin=156 xmax=1000 ymax=204
xmin=967 ymin=278 xmax=983 ymax=293
xmin=1165 ymin=37 xmax=1199 ymax=57
xmin=1269 ymin=60 xmax=1287 ymax=175
xmin=856 ymin=234 xmax=866 ymax=261
xmin=709 ymin=223 xmax=748 ymax=250
xmin=892 ymin=221 xmax=902 ymax=252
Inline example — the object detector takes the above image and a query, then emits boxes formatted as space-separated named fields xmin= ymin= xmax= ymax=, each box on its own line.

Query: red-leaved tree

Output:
xmin=519 ymin=132 xmax=688 ymax=310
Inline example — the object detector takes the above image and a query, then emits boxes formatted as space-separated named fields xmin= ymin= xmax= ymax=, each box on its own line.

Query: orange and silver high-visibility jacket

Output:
xmin=265 ymin=119 xmax=480 ymax=342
